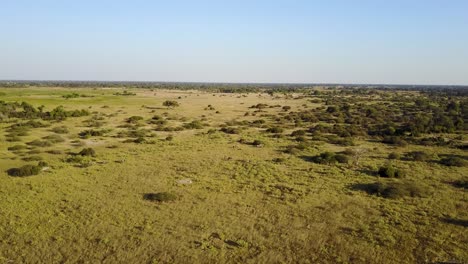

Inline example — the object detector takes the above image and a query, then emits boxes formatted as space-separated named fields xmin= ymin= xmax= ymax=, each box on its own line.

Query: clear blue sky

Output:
xmin=1 ymin=0 xmax=467 ymax=85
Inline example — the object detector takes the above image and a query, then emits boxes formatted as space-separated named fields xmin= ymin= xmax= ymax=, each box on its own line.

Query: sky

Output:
xmin=1 ymin=0 xmax=467 ymax=85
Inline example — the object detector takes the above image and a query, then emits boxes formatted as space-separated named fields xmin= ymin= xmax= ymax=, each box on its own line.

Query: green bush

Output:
xmin=284 ymin=145 xmax=301 ymax=155
xmin=252 ymin=140 xmax=264 ymax=146
xmin=27 ymin=140 xmax=53 ymax=147
xmin=183 ymin=120 xmax=205 ymax=129
xmin=291 ymin=130 xmax=306 ymax=137
xmin=22 ymin=156 xmax=43 ymax=162
xmin=334 ymin=154 xmax=350 ymax=164
xmin=452 ymin=179 xmax=468 ymax=189
xmin=78 ymin=148 xmax=96 ymax=157
xmin=126 ymin=116 xmax=144 ymax=123
xmin=359 ymin=181 xmax=428 ymax=199
xmin=382 ymin=136 xmax=407 ymax=147
xmin=163 ymin=100 xmax=180 ymax=108
xmin=42 ymin=134 xmax=65 ymax=143
xmin=378 ymin=165 xmax=405 ymax=178
xmin=405 ymin=151 xmax=431 ymax=162
xmin=8 ymin=145 xmax=27 ymax=151
xmin=220 ymin=127 xmax=241 ymax=134
xmin=310 ymin=152 xmax=349 ymax=165
xmin=7 ymin=164 xmax=41 ymax=177
xmin=266 ymin=127 xmax=284 ymax=134
xmin=440 ymin=156 xmax=467 ymax=167
xmin=143 ymin=192 xmax=177 ymax=202
xmin=51 ymin=126 xmax=69 ymax=134
xmin=79 ymin=129 xmax=109 ymax=138
xmin=388 ymin=152 xmax=400 ymax=160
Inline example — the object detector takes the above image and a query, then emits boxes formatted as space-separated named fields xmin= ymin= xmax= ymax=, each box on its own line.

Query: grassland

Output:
xmin=0 ymin=87 xmax=467 ymax=263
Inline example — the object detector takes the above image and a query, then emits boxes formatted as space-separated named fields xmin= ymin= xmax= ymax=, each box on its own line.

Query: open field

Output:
xmin=0 ymin=86 xmax=467 ymax=263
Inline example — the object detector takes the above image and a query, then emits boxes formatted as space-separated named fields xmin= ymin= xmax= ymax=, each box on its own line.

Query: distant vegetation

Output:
xmin=0 ymin=84 xmax=466 ymax=263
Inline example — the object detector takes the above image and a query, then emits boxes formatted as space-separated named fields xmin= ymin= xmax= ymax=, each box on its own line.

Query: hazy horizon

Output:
xmin=1 ymin=0 xmax=468 ymax=85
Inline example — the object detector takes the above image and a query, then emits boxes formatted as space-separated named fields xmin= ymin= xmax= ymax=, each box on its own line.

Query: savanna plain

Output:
xmin=0 ymin=85 xmax=466 ymax=263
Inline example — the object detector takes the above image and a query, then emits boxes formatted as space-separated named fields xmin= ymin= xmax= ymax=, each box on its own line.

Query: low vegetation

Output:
xmin=0 ymin=84 xmax=466 ymax=263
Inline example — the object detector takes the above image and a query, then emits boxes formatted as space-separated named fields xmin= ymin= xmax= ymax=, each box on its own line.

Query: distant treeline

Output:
xmin=0 ymin=80 xmax=467 ymax=95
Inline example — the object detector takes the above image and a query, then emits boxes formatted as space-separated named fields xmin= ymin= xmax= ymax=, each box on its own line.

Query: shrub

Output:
xmin=405 ymin=151 xmax=431 ymax=162
xmin=452 ymin=179 xmax=468 ymax=189
xmin=38 ymin=161 xmax=48 ymax=168
xmin=133 ymin=137 xmax=147 ymax=144
xmin=46 ymin=150 xmax=63 ymax=155
xmin=334 ymin=154 xmax=350 ymax=164
xmin=358 ymin=181 xmax=428 ymax=199
xmin=252 ymin=140 xmax=264 ymax=146
xmin=78 ymin=148 xmax=96 ymax=157
xmin=8 ymin=145 xmax=27 ymax=151
xmin=388 ymin=152 xmax=400 ymax=160
xmin=183 ymin=120 xmax=204 ymax=129
xmin=291 ymin=130 xmax=306 ymax=137
xmin=382 ymin=136 xmax=407 ymax=147
xmin=27 ymin=140 xmax=53 ymax=147
xmin=7 ymin=164 xmax=41 ymax=177
xmin=329 ymin=137 xmax=355 ymax=146
xmin=143 ymin=192 xmax=177 ymax=202
xmin=251 ymin=119 xmax=266 ymax=126
xmin=65 ymin=155 xmax=84 ymax=163
xmin=440 ymin=156 xmax=467 ymax=167
xmin=22 ymin=156 xmax=43 ymax=162
xmin=42 ymin=134 xmax=65 ymax=143
xmin=6 ymin=136 xmax=21 ymax=142
xmin=295 ymin=136 xmax=306 ymax=142
xmin=126 ymin=116 xmax=144 ymax=123
xmin=79 ymin=129 xmax=109 ymax=138
xmin=266 ymin=127 xmax=284 ymax=134
xmin=163 ymin=100 xmax=180 ymax=108
xmin=284 ymin=145 xmax=301 ymax=155
xmin=220 ymin=127 xmax=241 ymax=134
xmin=378 ymin=165 xmax=405 ymax=178
xmin=51 ymin=126 xmax=69 ymax=134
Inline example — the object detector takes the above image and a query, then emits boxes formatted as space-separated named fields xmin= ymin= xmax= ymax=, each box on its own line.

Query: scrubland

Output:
xmin=0 ymin=86 xmax=466 ymax=263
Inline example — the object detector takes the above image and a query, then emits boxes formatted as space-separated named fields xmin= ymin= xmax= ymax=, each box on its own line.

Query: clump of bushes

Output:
xmin=378 ymin=165 xmax=405 ymax=178
xmin=143 ymin=192 xmax=177 ymax=202
xmin=7 ymin=162 xmax=46 ymax=177
xmin=357 ymin=181 xmax=428 ymax=199
xmin=311 ymin=152 xmax=349 ymax=165
xmin=114 ymin=90 xmax=136 ymax=96
xmin=22 ymin=156 xmax=43 ymax=162
xmin=163 ymin=100 xmax=180 ymax=108
xmin=382 ymin=136 xmax=407 ymax=147
xmin=266 ymin=127 xmax=284 ymax=134
xmin=27 ymin=139 xmax=53 ymax=147
xmin=452 ymin=179 xmax=468 ymax=189
xmin=148 ymin=115 xmax=167 ymax=125
xmin=388 ymin=152 xmax=400 ymax=160
xmin=79 ymin=129 xmax=110 ymax=138
xmin=251 ymin=139 xmax=264 ymax=147
xmin=42 ymin=134 xmax=65 ymax=143
xmin=7 ymin=145 xmax=27 ymax=151
xmin=126 ymin=116 xmax=144 ymax=124
xmin=183 ymin=120 xmax=205 ymax=129
xmin=291 ymin=130 xmax=306 ymax=137
xmin=404 ymin=151 xmax=432 ymax=162
xmin=51 ymin=126 xmax=69 ymax=134
xmin=220 ymin=127 xmax=241 ymax=134
xmin=440 ymin=156 xmax=467 ymax=167
xmin=78 ymin=148 xmax=96 ymax=157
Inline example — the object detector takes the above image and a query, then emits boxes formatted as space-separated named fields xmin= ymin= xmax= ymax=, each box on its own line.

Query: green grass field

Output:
xmin=0 ymin=87 xmax=467 ymax=263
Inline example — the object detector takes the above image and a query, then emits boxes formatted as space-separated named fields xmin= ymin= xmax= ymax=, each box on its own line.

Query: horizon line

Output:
xmin=1 ymin=79 xmax=468 ymax=87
